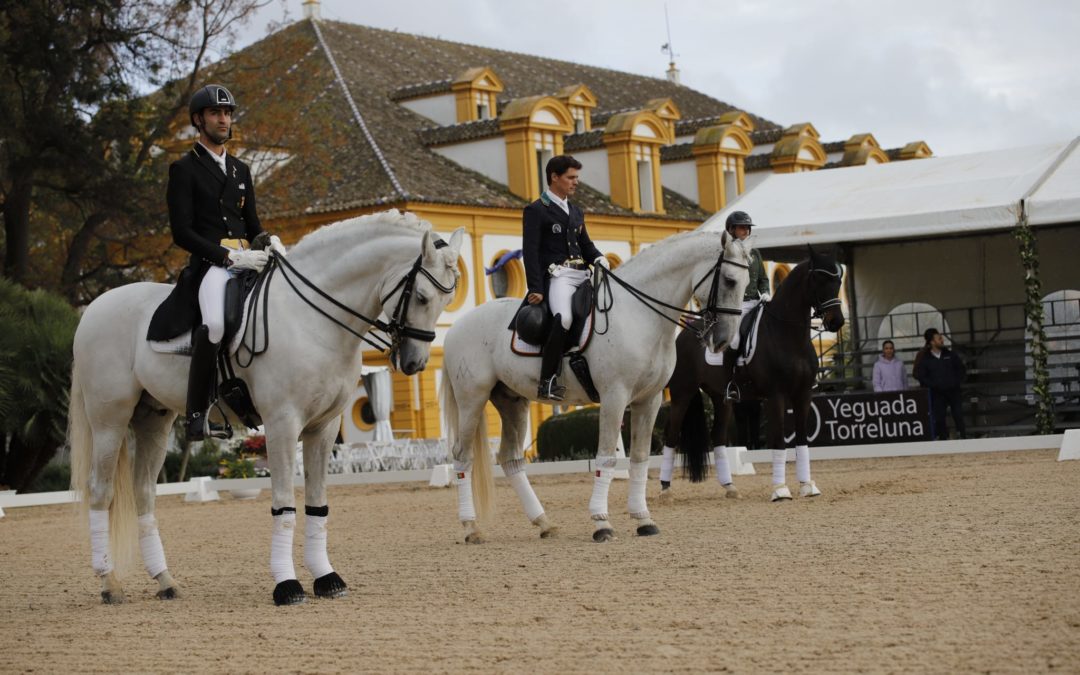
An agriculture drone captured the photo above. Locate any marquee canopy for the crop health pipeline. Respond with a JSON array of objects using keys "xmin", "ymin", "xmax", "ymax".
[{"xmin": 700, "ymin": 138, "xmax": 1080, "ymax": 247}]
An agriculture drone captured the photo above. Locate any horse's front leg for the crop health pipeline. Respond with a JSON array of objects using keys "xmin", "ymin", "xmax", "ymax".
[
  {"xmin": 266, "ymin": 416, "xmax": 306, "ymax": 606},
  {"xmin": 708, "ymin": 393, "xmax": 740, "ymax": 499},
  {"xmin": 765, "ymin": 393, "xmax": 793, "ymax": 502},
  {"xmin": 131, "ymin": 406, "xmax": 181, "ymax": 599},
  {"xmin": 590, "ymin": 392, "xmax": 630, "ymax": 542},
  {"xmin": 628, "ymin": 391, "xmax": 663, "ymax": 536},
  {"xmin": 790, "ymin": 386, "xmax": 820, "ymax": 498},
  {"xmin": 301, "ymin": 420, "xmax": 349, "ymax": 599}
]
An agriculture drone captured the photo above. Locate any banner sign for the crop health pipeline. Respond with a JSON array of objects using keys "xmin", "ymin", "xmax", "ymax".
[{"xmin": 784, "ymin": 389, "xmax": 931, "ymax": 446}]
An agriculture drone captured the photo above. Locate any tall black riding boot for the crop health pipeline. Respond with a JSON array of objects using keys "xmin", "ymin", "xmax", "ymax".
[
  {"xmin": 538, "ymin": 316, "xmax": 568, "ymax": 401},
  {"xmin": 185, "ymin": 325, "xmax": 224, "ymax": 442}
]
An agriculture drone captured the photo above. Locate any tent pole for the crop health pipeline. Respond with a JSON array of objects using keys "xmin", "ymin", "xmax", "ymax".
[{"xmin": 841, "ymin": 243, "xmax": 862, "ymax": 385}]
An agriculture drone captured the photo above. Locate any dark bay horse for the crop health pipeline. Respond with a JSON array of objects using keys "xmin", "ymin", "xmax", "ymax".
[{"xmin": 661, "ymin": 247, "xmax": 845, "ymax": 501}]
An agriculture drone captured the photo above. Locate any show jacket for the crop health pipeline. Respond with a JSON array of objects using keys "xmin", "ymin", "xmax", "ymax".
[
  {"xmin": 147, "ymin": 143, "xmax": 264, "ymax": 341},
  {"xmin": 913, "ymin": 347, "xmax": 966, "ymax": 391},
  {"xmin": 522, "ymin": 192, "xmax": 602, "ymax": 295}
]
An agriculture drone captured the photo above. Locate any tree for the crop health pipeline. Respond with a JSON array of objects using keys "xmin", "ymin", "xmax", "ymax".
[
  {"xmin": 0, "ymin": 277, "xmax": 80, "ymax": 491},
  {"xmin": 0, "ymin": 0, "xmax": 270, "ymax": 301}
]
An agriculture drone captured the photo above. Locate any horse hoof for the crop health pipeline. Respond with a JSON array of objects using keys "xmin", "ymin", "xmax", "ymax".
[
  {"xmin": 272, "ymin": 579, "xmax": 307, "ymax": 606},
  {"xmin": 799, "ymin": 481, "xmax": 821, "ymax": 498},
  {"xmin": 314, "ymin": 572, "xmax": 348, "ymax": 599},
  {"xmin": 156, "ymin": 587, "xmax": 180, "ymax": 600},
  {"xmin": 771, "ymin": 485, "xmax": 793, "ymax": 502},
  {"xmin": 722, "ymin": 484, "xmax": 742, "ymax": 499},
  {"xmin": 657, "ymin": 488, "xmax": 674, "ymax": 505},
  {"xmin": 592, "ymin": 528, "xmax": 615, "ymax": 543},
  {"xmin": 100, "ymin": 591, "xmax": 125, "ymax": 605},
  {"xmin": 539, "ymin": 526, "xmax": 559, "ymax": 539},
  {"xmin": 636, "ymin": 523, "xmax": 661, "ymax": 537},
  {"xmin": 464, "ymin": 532, "xmax": 486, "ymax": 544}
]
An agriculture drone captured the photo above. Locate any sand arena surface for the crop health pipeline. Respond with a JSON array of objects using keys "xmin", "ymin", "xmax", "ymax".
[{"xmin": 1, "ymin": 449, "xmax": 1078, "ymax": 674}]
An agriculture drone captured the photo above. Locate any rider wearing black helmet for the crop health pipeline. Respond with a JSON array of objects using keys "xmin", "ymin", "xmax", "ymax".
[
  {"xmin": 725, "ymin": 210, "xmax": 770, "ymax": 327},
  {"xmin": 147, "ymin": 84, "xmax": 285, "ymax": 441}
]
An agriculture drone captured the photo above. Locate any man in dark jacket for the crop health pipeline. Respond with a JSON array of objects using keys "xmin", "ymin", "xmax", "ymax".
[
  {"xmin": 913, "ymin": 327, "xmax": 967, "ymax": 439},
  {"xmin": 147, "ymin": 84, "xmax": 284, "ymax": 441},
  {"xmin": 522, "ymin": 154, "xmax": 608, "ymax": 400}
]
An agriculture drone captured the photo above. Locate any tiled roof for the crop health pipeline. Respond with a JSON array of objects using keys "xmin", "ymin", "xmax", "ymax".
[
  {"xmin": 822, "ymin": 140, "xmax": 846, "ymax": 153},
  {"xmin": 389, "ymin": 78, "xmax": 453, "ymax": 101},
  {"xmin": 186, "ymin": 19, "xmax": 782, "ymax": 221},
  {"xmin": 745, "ymin": 154, "xmax": 773, "ymax": 171},
  {"xmin": 660, "ymin": 143, "xmax": 694, "ymax": 162},
  {"xmin": 749, "ymin": 128, "xmax": 783, "ymax": 145},
  {"xmin": 419, "ymin": 119, "xmax": 501, "ymax": 146},
  {"xmin": 564, "ymin": 129, "xmax": 604, "ymax": 152}
]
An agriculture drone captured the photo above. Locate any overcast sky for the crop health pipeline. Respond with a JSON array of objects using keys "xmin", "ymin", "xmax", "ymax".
[{"xmin": 234, "ymin": 0, "xmax": 1079, "ymax": 157}]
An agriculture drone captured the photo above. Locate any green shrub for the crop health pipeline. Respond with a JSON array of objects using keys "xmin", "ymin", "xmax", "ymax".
[{"xmin": 22, "ymin": 462, "xmax": 72, "ymax": 493}]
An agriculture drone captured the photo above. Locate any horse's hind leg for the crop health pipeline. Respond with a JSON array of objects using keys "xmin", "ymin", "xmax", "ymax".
[
  {"xmin": 590, "ymin": 390, "xmax": 631, "ymax": 542},
  {"xmin": 658, "ymin": 386, "xmax": 691, "ymax": 502},
  {"xmin": 708, "ymin": 393, "xmax": 740, "ymax": 499},
  {"xmin": 491, "ymin": 384, "xmax": 556, "ymax": 538},
  {"xmin": 301, "ymin": 420, "xmax": 348, "ymax": 600},
  {"xmin": 764, "ymin": 394, "xmax": 793, "ymax": 502},
  {"xmin": 131, "ymin": 400, "xmax": 181, "ymax": 599},
  {"xmin": 790, "ymin": 387, "xmax": 820, "ymax": 498}
]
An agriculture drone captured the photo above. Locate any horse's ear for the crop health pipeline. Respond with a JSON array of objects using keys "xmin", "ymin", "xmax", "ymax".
[
  {"xmin": 806, "ymin": 243, "xmax": 815, "ymax": 270},
  {"xmin": 721, "ymin": 229, "xmax": 730, "ymax": 248},
  {"xmin": 444, "ymin": 227, "xmax": 465, "ymax": 262},
  {"xmin": 421, "ymin": 229, "xmax": 438, "ymax": 261}
]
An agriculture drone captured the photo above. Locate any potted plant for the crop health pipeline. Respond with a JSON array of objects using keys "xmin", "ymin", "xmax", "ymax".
[{"xmin": 219, "ymin": 451, "xmax": 268, "ymax": 499}]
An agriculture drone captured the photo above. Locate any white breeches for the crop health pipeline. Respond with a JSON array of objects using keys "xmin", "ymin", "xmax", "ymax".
[
  {"xmin": 548, "ymin": 267, "xmax": 590, "ymax": 330},
  {"xmin": 730, "ymin": 299, "xmax": 760, "ymax": 351},
  {"xmin": 198, "ymin": 264, "xmax": 238, "ymax": 344}
]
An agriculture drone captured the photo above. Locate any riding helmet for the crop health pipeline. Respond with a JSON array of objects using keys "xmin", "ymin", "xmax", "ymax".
[
  {"xmin": 188, "ymin": 84, "xmax": 237, "ymax": 127},
  {"xmin": 725, "ymin": 210, "xmax": 754, "ymax": 234},
  {"xmin": 515, "ymin": 302, "xmax": 551, "ymax": 345}
]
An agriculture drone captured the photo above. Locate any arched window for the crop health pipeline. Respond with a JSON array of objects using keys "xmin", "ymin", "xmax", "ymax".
[
  {"xmin": 488, "ymin": 250, "xmax": 525, "ymax": 299},
  {"xmin": 1029, "ymin": 290, "xmax": 1080, "ymax": 398},
  {"xmin": 877, "ymin": 302, "xmax": 952, "ymax": 356},
  {"xmin": 444, "ymin": 257, "xmax": 469, "ymax": 313}
]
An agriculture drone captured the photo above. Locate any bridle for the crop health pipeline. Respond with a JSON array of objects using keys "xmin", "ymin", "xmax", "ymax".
[
  {"xmin": 595, "ymin": 245, "xmax": 750, "ymax": 340},
  {"xmin": 237, "ymin": 240, "xmax": 457, "ymax": 368},
  {"xmin": 809, "ymin": 263, "xmax": 843, "ymax": 320}
]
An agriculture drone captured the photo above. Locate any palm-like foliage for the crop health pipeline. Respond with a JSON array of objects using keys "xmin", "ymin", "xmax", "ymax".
[{"xmin": 0, "ymin": 278, "xmax": 79, "ymax": 490}]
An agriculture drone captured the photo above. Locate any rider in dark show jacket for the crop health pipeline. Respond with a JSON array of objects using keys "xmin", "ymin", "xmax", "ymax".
[
  {"xmin": 522, "ymin": 154, "xmax": 607, "ymax": 401},
  {"xmin": 147, "ymin": 84, "xmax": 279, "ymax": 441}
]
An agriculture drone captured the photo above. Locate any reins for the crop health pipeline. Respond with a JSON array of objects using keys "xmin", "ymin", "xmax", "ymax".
[{"xmin": 235, "ymin": 242, "xmax": 456, "ymax": 368}]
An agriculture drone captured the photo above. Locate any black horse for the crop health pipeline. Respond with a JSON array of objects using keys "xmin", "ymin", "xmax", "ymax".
[{"xmin": 661, "ymin": 247, "xmax": 845, "ymax": 501}]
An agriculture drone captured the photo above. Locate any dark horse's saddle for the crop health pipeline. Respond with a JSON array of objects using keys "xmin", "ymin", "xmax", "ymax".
[{"xmin": 736, "ymin": 300, "xmax": 766, "ymax": 359}]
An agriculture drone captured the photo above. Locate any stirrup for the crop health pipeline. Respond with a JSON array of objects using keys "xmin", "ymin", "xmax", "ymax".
[
  {"xmin": 537, "ymin": 376, "xmax": 566, "ymax": 401},
  {"xmin": 186, "ymin": 412, "xmax": 231, "ymax": 442},
  {"xmin": 725, "ymin": 379, "xmax": 741, "ymax": 403}
]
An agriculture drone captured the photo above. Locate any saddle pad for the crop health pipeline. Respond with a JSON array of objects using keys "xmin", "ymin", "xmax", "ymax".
[
  {"xmin": 703, "ymin": 302, "xmax": 765, "ymax": 367},
  {"xmin": 148, "ymin": 295, "xmax": 252, "ymax": 356},
  {"xmin": 704, "ymin": 347, "xmax": 725, "ymax": 366},
  {"xmin": 511, "ymin": 311, "xmax": 593, "ymax": 357}
]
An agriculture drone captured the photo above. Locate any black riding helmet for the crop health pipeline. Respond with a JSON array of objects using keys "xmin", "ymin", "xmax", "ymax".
[
  {"xmin": 188, "ymin": 84, "xmax": 236, "ymax": 130},
  {"xmin": 725, "ymin": 210, "xmax": 753, "ymax": 234},
  {"xmin": 515, "ymin": 302, "xmax": 551, "ymax": 345}
]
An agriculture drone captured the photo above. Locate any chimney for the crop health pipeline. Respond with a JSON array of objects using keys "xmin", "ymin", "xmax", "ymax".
[
  {"xmin": 302, "ymin": 0, "xmax": 320, "ymax": 20},
  {"xmin": 666, "ymin": 62, "xmax": 681, "ymax": 85}
]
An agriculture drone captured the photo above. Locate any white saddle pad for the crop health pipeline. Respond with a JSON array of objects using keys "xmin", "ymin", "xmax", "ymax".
[
  {"xmin": 511, "ymin": 312, "xmax": 593, "ymax": 357},
  {"xmin": 704, "ymin": 303, "xmax": 765, "ymax": 367}
]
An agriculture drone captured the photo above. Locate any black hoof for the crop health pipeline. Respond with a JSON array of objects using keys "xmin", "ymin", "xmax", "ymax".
[
  {"xmin": 592, "ymin": 528, "xmax": 615, "ymax": 543},
  {"xmin": 100, "ymin": 591, "xmax": 123, "ymax": 605},
  {"xmin": 313, "ymin": 572, "xmax": 348, "ymax": 599},
  {"xmin": 156, "ymin": 587, "xmax": 178, "ymax": 600},
  {"xmin": 273, "ymin": 579, "xmax": 307, "ymax": 606},
  {"xmin": 636, "ymin": 523, "xmax": 661, "ymax": 537}
]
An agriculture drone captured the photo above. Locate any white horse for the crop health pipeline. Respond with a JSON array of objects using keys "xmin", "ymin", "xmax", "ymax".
[
  {"xmin": 69, "ymin": 210, "xmax": 463, "ymax": 605},
  {"xmin": 440, "ymin": 230, "xmax": 752, "ymax": 543}
]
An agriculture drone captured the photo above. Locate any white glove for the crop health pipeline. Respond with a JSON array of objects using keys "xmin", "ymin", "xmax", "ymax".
[
  {"xmin": 760, "ymin": 292, "xmax": 771, "ymax": 302},
  {"xmin": 269, "ymin": 235, "xmax": 287, "ymax": 257},
  {"xmin": 228, "ymin": 249, "xmax": 269, "ymax": 272},
  {"xmin": 593, "ymin": 255, "xmax": 610, "ymax": 270}
]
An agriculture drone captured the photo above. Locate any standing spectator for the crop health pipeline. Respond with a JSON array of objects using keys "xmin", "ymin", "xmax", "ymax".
[
  {"xmin": 913, "ymin": 328, "xmax": 967, "ymax": 439},
  {"xmin": 873, "ymin": 340, "xmax": 907, "ymax": 392}
]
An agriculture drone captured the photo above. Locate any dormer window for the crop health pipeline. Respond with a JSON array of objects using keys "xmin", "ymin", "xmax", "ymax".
[
  {"xmin": 571, "ymin": 107, "xmax": 586, "ymax": 134},
  {"xmin": 554, "ymin": 84, "xmax": 598, "ymax": 134},
  {"xmin": 535, "ymin": 131, "xmax": 556, "ymax": 196},
  {"xmin": 499, "ymin": 96, "xmax": 574, "ymax": 201},
  {"xmin": 451, "ymin": 67, "xmax": 505, "ymax": 123},
  {"xmin": 476, "ymin": 91, "xmax": 492, "ymax": 120}
]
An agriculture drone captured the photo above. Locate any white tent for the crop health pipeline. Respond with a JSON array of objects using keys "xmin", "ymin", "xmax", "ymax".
[{"xmin": 701, "ymin": 137, "xmax": 1080, "ymax": 246}]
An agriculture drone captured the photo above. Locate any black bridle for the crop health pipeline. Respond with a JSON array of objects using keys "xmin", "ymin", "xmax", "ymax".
[
  {"xmin": 809, "ymin": 264, "xmax": 844, "ymax": 320},
  {"xmin": 237, "ymin": 244, "xmax": 456, "ymax": 368},
  {"xmin": 595, "ymin": 250, "xmax": 749, "ymax": 339}
]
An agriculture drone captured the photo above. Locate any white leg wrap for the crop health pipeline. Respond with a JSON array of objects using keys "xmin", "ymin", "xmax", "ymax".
[
  {"xmin": 89, "ymin": 509, "xmax": 112, "ymax": 576},
  {"xmin": 504, "ymin": 461, "xmax": 544, "ymax": 522},
  {"xmin": 270, "ymin": 512, "xmax": 297, "ymax": 584},
  {"xmin": 772, "ymin": 449, "xmax": 787, "ymax": 485},
  {"xmin": 455, "ymin": 467, "xmax": 476, "ymax": 522},
  {"xmin": 713, "ymin": 445, "xmax": 733, "ymax": 485},
  {"xmin": 795, "ymin": 445, "xmax": 811, "ymax": 483},
  {"xmin": 659, "ymin": 446, "xmax": 675, "ymax": 482},
  {"xmin": 589, "ymin": 468, "xmax": 614, "ymax": 519},
  {"xmin": 138, "ymin": 513, "xmax": 168, "ymax": 579},
  {"xmin": 627, "ymin": 461, "xmax": 650, "ymax": 518},
  {"xmin": 304, "ymin": 514, "xmax": 334, "ymax": 579}
]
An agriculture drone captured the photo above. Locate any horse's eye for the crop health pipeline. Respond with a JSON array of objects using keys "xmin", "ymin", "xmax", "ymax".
[
  {"xmin": 417, "ymin": 294, "xmax": 429, "ymax": 306},
  {"xmin": 725, "ymin": 277, "xmax": 736, "ymax": 288}
]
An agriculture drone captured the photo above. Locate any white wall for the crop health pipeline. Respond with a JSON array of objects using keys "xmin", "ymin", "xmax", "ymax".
[
  {"xmin": 400, "ymin": 95, "xmax": 457, "ymax": 126},
  {"xmin": 744, "ymin": 171, "xmax": 770, "ymax": 193},
  {"xmin": 661, "ymin": 159, "xmax": 698, "ymax": 203},
  {"xmin": 573, "ymin": 148, "xmax": 610, "ymax": 197},
  {"xmin": 432, "ymin": 136, "xmax": 508, "ymax": 186}
]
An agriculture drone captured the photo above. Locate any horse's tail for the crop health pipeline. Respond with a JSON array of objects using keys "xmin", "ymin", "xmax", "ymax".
[
  {"xmin": 68, "ymin": 366, "xmax": 139, "ymax": 575},
  {"xmin": 678, "ymin": 390, "xmax": 711, "ymax": 483},
  {"xmin": 438, "ymin": 369, "xmax": 494, "ymax": 521}
]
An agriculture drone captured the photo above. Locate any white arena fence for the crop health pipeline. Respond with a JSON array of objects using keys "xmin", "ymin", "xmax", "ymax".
[{"xmin": 1, "ymin": 432, "xmax": 1075, "ymax": 517}]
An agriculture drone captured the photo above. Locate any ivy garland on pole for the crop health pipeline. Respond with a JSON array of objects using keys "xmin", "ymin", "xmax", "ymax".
[{"xmin": 1012, "ymin": 213, "xmax": 1055, "ymax": 434}]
